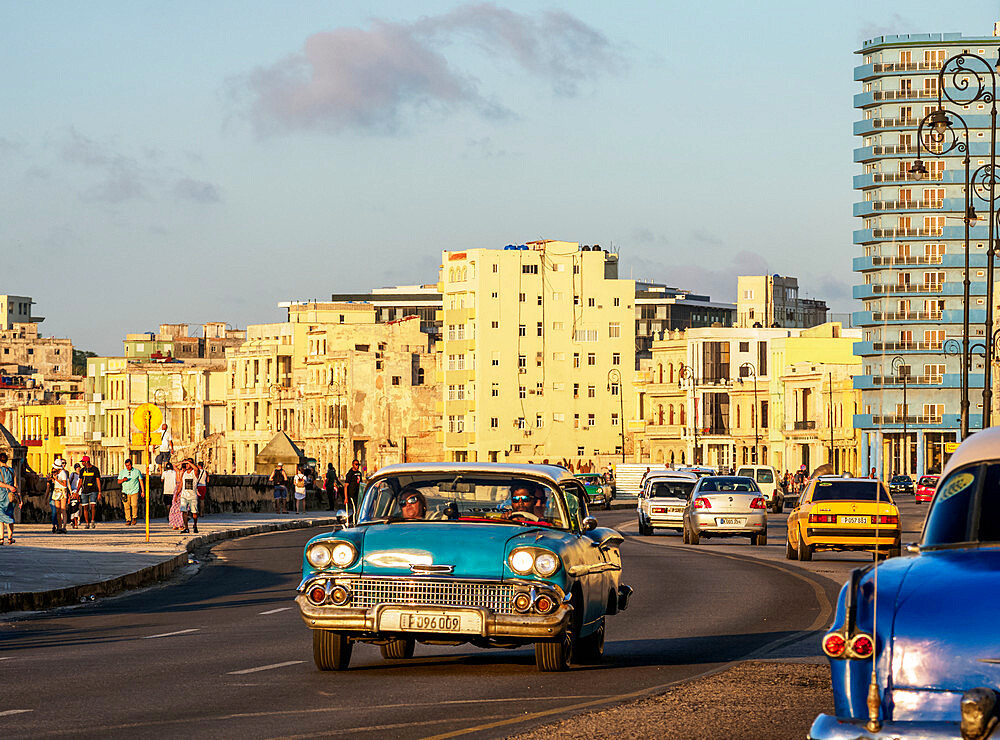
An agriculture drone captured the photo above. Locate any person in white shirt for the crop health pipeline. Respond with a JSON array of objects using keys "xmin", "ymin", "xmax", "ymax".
[
  {"xmin": 156, "ymin": 424, "xmax": 173, "ymax": 471},
  {"xmin": 50, "ymin": 459, "xmax": 70, "ymax": 533},
  {"xmin": 178, "ymin": 459, "xmax": 200, "ymax": 534},
  {"xmin": 293, "ymin": 466, "xmax": 308, "ymax": 513}
]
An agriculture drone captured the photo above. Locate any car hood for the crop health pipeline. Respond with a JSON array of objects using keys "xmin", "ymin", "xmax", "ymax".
[
  {"xmin": 889, "ymin": 548, "xmax": 1000, "ymax": 693},
  {"xmin": 357, "ymin": 522, "xmax": 546, "ymax": 579}
]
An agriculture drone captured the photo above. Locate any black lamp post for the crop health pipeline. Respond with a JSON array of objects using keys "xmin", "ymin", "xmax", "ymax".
[
  {"xmin": 738, "ymin": 362, "xmax": 759, "ymax": 465},
  {"xmin": 678, "ymin": 363, "xmax": 699, "ymax": 465},
  {"xmin": 912, "ymin": 51, "xmax": 1000, "ymax": 435},
  {"xmin": 606, "ymin": 369, "xmax": 625, "ymax": 463},
  {"xmin": 890, "ymin": 355, "xmax": 909, "ymax": 474}
]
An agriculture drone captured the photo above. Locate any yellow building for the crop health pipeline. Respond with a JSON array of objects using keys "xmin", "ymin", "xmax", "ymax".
[
  {"xmin": 15, "ymin": 403, "xmax": 66, "ymax": 472},
  {"xmin": 439, "ymin": 241, "xmax": 636, "ymax": 464}
]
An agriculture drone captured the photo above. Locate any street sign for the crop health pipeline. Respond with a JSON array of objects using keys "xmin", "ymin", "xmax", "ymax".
[
  {"xmin": 132, "ymin": 403, "xmax": 163, "ymax": 435},
  {"xmin": 944, "ymin": 442, "xmax": 960, "ymax": 453}
]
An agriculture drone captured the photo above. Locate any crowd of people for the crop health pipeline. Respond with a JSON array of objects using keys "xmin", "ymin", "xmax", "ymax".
[{"xmin": 268, "ymin": 458, "xmax": 364, "ymax": 516}]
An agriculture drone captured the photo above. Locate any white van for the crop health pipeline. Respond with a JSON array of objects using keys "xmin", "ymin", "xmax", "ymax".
[{"xmin": 734, "ymin": 464, "xmax": 782, "ymax": 512}]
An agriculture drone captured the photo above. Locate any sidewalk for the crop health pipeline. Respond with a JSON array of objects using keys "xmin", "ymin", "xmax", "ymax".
[{"xmin": 0, "ymin": 512, "xmax": 339, "ymax": 614}]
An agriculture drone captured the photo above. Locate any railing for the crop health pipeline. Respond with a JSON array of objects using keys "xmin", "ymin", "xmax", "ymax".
[
  {"xmin": 870, "ymin": 311, "xmax": 943, "ymax": 321},
  {"xmin": 868, "ymin": 200, "xmax": 945, "ymax": 211},
  {"xmin": 872, "ymin": 341, "xmax": 944, "ymax": 351},
  {"xmin": 871, "ymin": 256, "xmax": 943, "ymax": 266},
  {"xmin": 872, "ymin": 227, "xmax": 944, "ymax": 238},
  {"xmin": 870, "ymin": 172, "xmax": 943, "ymax": 183},
  {"xmin": 872, "ymin": 374, "xmax": 944, "ymax": 386},
  {"xmin": 871, "ymin": 144, "xmax": 919, "ymax": 156},
  {"xmin": 873, "ymin": 62, "xmax": 941, "ymax": 73},
  {"xmin": 792, "ymin": 420, "xmax": 816, "ymax": 430},
  {"xmin": 870, "ymin": 283, "xmax": 943, "ymax": 294},
  {"xmin": 871, "ymin": 117, "xmax": 919, "ymax": 128},
  {"xmin": 871, "ymin": 88, "xmax": 938, "ymax": 101},
  {"xmin": 872, "ymin": 414, "xmax": 943, "ymax": 425}
]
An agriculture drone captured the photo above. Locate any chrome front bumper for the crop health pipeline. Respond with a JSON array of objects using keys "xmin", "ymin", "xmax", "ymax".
[{"xmin": 809, "ymin": 713, "xmax": 960, "ymax": 739}]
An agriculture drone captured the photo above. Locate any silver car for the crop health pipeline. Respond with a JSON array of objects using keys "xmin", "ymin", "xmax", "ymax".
[
  {"xmin": 637, "ymin": 473, "xmax": 698, "ymax": 535},
  {"xmin": 682, "ymin": 476, "xmax": 768, "ymax": 546}
]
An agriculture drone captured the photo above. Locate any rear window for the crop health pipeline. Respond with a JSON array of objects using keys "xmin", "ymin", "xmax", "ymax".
[
  {"xmin": 650, "ymin": 481, "xmax": 695, "ymax": 500},
  {"xmin": 756, "ymin": 469, "xmax": 774, "ymax": 483},
  {"xmin": 890, "ymin": 475, "xmax": 911, "ymax": 483},
  {"xmin": 698, "ymin": 477, "xmax": 758, "ymax": 493},
  {"xmin": 811, "ymin": 480, "xmax": 891, "ymax": 502},
  {"xmin": 923, "ymin": 463, "xmax": 1000, "ymax": 546},
  {"xmin": 917, "ymin": 476, "xmax": 938, "ymax": 487}
]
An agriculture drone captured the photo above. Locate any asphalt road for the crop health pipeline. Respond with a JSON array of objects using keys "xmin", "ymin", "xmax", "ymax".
[{"xmin": 0, "ymin": 501, "xmax": 924, "ymax": 739}]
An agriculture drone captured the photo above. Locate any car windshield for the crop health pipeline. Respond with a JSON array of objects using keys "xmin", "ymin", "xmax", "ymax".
[
  {"xmin": 649, "ymin": 480, "xmax": 695, "ymax": 499},
  {"xmin": 358, "ymin": 473, "xmax": 574, "ymax": 529},
  {"xmin": 697, "ymin": 477, "xmax": 758, "ymax": 493},
  {"xmin": 923, "ymin": 462, "xmax": 1000, "ymax": 546},
  {"xmin": 577, "ymin": 475, "xmax": 602, "ymax": 485},
  {"xmin": 811, "ymin": 480, "xmax": 891, "ymax": 502},
  {"xmin": 890, "ymin": 475, "xmax": 911, "ymax": 483},
  {"xmin": 917, "ymin": 476, "xmax": 938, "ymax": 487}
]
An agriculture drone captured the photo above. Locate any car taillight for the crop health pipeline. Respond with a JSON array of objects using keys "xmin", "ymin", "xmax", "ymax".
[
  {"xmin": 809, "ymin": 513, "xmax": 837, "ymax": 523},
  {"xmin": 694, "ymin": 497, "xmax": 712, "ymax": 509},
  {"xmin": 651, "ymin": 506, "xmax": 666, "ymax": 513},
  {"xmin": 850, "ymin": 634, "xmax": 875, "ymax": 658},
  {"xmin": 822, "ymin": 632, "xmax": 847, "ymax": 658},
  {"xmin": 750, "ymin": 497, "xmax": 766, "ymax": 510},
  {"xmin": 876, "ymin": 515, "xmax": 899, "ymax": 525}
]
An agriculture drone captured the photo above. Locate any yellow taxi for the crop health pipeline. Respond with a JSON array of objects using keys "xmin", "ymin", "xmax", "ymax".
[{"xmin": 785, "ymin": 476, "xmax": 901, "ymax": 561}]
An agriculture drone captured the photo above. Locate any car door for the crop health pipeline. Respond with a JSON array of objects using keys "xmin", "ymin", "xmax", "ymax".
[
  {"xmin": 788, "ymin": 481, "xmax": 814, "ymax": 546},
  {"xmin": 562, "ymin": 481, "xmax": 607, "ymax": 626}
]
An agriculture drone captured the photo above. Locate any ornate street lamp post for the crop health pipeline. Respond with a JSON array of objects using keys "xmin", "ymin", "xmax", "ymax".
[
  {"xmin": 738, "ymin": 362, "xmax": 759, "ymax": 465},
  {"xmin": 890, "ymin": 355, "xmax": 909, "ymax": 474},
  {"xmin": 606, "ymin": 369, "xmax": 626, "ymax": 463},
  {"xmin": 912, "ymin": 51, "xmax": 1000, "ymax": 435},
  {"xmin": 678, "ymin": 364, "xmax": 699, "ymax": 465}
]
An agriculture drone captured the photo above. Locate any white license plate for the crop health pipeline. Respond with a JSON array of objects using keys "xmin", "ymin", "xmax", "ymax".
[
  {"xmin": 716, "ymin": 517, "xmax": 746, "ymax": 526},
  {"xmin": 841, "ymin": 516, "xmax": 869, "ymax": 525},
  {"xmin": 379, "ymin": 609, "xmax": 482, "ymax": 634}
]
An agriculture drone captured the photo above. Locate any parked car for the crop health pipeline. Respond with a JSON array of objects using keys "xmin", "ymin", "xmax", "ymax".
[
  {"xmin": 888, "ymin": 474, "xmax": 915, "ymax": 496},
  {"xmin": 785, "ymin": 476, "xmax": 900, "ymax": 562},
  {"xmin": 914, "ymin": 474, "xmax": 939, "ymax": 504},
  {"xmin": 575, "ymin": 473, "xmax": 612, "ymax": 510},
  {"xmin": 735, "ymin": 465, "xmax": 783, "ymax": 512},
  {"xmin": 637, "ymin": 472, "xmax": 698, "ymax": 535},
  {"xmin": 681, "ymin": 475, "xmax": 768, "ymax": 546},
  {"xmin": 677, "ymin": 465, "xmax": 717, "ymax": 479},
  {"xmin": 809, "ymin": 427, "xmax": 1000, "ymax": 740},
  {"xmin": 296, "ymin": 463, "xmax": 632, "ymax": 672}
]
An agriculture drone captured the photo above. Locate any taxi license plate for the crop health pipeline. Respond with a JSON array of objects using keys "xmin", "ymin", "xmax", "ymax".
[
  {"xmin": 841, "ymin": 516, "xmax": 868, "ymax": 525},
  {"xmin": 667, "ymin": 507, "xmax": 683, "ymax": 513},
  {"xmin": 716, "ymin": 517, "xmax": 745, "ymax": 526},
  {"xmin": 379, "ymin": 609, "xmax": 482, "ymax": 634}
]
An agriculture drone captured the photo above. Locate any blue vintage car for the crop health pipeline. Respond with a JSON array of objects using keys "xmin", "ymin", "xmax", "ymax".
[
  {"xmin": 810, "ymin": 428, "xmax": 1000, "ymax": 739},
  {"xmin": 296, "ymin": 462, "xmax": 632, "ymax": 672}
]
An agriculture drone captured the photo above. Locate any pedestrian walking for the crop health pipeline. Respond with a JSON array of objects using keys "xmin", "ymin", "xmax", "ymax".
[
  {"xmin": 161, "ymin": 462, "xmax": 183, "ymax": 530},
  {"xmin": 78, "ymin": 455, "xmax": 101, "ymax": 529},
  {"xmin": 50, "ymin": 459, "xmax": 70, "ymax": 533},
  {"xmin": 155, "ymin": 423, "xmax": 173, "ymax": 471},
  {"xmin": 0, "ymin": 451, "xmax": 18, "ymax": 545},
  {"xmin": 269, "ymin": 463, "xmax": 288, "ymax": 514},
  {"xmin": 324, "ymin": 463, "xmax": 341, "ymax": 511},
  {"xmin": 68, "ymin": 463, "xmax": 82, "ymax": 529},
  {"xmin": 117, "ymin": 458, "xmax": 144, "ymax": 526},
  {"xmin": 345, "ymin": 459, "xmax": 363, "ymax": 518},
  {"xmin": 178, "ymin": 459, "xmax": 199, "ymax": 533},
  {"xmin": 195, "ymin": 462, "xmax": 209, "ymax": 517},
  {"xmin": 293, "ymin": 466, "xmax": 308, "ymax": 514}
]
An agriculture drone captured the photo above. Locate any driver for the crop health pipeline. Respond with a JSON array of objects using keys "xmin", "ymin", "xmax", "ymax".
[
  {"xmin": 507, "ymin": 483, "xmax": 546, "ymax": 520},
  {"xmin": 398, "ymin": 487, "xmax": 428, "ymax": 520}
]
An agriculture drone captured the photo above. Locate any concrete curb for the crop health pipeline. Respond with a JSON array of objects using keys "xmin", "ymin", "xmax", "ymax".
[{"xmin": 0, "ymin": 517, "xmax": 339, "ymax": 614}]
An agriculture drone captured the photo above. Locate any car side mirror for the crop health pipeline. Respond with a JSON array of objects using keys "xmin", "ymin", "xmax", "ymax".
[
  {"xmin": 582, "ymin": 516, "xmax": 598, "ymax": 532},
  {"xmin": 335, "ymin": 509, "xmax": 349, "ymax": 525},
  {"xmin": 905, "ymin": 542, "xmax": 920, "ymax": 554}
]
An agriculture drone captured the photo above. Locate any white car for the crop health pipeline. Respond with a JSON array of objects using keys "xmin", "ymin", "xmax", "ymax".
[
  {"xmin": 682, "ymin": 475, "xmax": 768, "ymax": 546},
  {"xmin": 637, "ymin": 472, "xmax": 698, "ymax": 536},
  {"xmin": 734, "ymin": 465, "xmax": 782, "ymax": 512}
]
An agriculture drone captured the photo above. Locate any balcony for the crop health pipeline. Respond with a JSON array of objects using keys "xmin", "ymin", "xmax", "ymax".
[
  {"xmin": 873, "ymin": 61, "xmax": 940, "ymax": 73},
  {"xmin": 792, "ymin": 420, "xmax": 816, "ymax": 430},
  {"xmin": 872, "ymin": 227, "xmax": 943, "ymax": 239},
  {"xmin": 870, "ymin": 311, "xmax": 942, "ymax": 322},
  {"xmin": 872, "ymin": 341, "xmax": 943, "ymax": 351},
  {"xmin": 871, "ymin": 88, "xmax": 938, "ymax": 101},
  {"xmin": 871, "ymin": 117, "xmax": 918, "ymax": 128},
  {"xmin": 869, "ymin": 283, "xmax": 943, "ymax": 295},
  {"xmin": 871, "ymin": 255, "xmax": 943, "ymax": 266},
  {"xmin": 871, "ymin": 374, "xmax": 943, "ymax": 386},
  {"xmin": 872, "ymin": 414, "xmax": 943, "ymax": 425}
]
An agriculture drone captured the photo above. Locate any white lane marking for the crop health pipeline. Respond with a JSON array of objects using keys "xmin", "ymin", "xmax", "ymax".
[
  {"xmin": 227, "ymin": 660, "xmax": 304, "ymax": 675},
  {"xmin": 258, "ymin": 607, "xmax": 292, "ymax": 615},
  {"xmin": 0, "ymin": 710, "xmax": 33, "ymax": 717},
  {"xmin": 143, "ymin": 628, "xmax": 200, "ymax": 639},
  {"xmin": 0, "ymin": 656, "xmax": 15, "ymax": 661}
]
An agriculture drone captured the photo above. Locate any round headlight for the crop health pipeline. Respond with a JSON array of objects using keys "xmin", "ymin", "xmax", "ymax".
[
  {"xmin": 510, "ymin": 549, "xmax": 534, "ymax": 574},
  {"xmin": 306, "ymin": 543, "xmax": 332, "ymax": 568},
  {"xmin": 330, "ymin": 542, "xmax": 357, "ymax": 568},
  {"xmin": 597, "ymin": 486, "xmax": 605, "ymax": 495},
  {"xmin": 534, "ymin": 551, "xmax": 560, "ymax": 577}
]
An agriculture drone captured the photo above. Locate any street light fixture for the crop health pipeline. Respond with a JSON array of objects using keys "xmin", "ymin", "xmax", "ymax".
[
  {"xmin": 913, "ymin": 51, "xmax": 999, "ymax": 436},
  {"xmin": 738, "ymin": 362, "xmax": 759, "ymax": 465},
  {"xmin": 677, "ymin": 364, "xmax": 699, "ymax": 465},
  {"xmin": 606, "ymin": 369, "xmax": 625, "ymax": 463}
]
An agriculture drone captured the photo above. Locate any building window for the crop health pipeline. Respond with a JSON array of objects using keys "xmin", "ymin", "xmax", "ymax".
[
  {"xmin": 588, "ymin": 385, "xmax": 596, "ymax": 398},
  {"xmin": 573, "ymin": 384, "xmax": 579, "ymax": 398},
  {"xmin": 519, "ymin": 387, "xmax": 527, "ymax": 399},
  {"xmin": 536, "ymin": 322, "xmax": 543, "ymax": 337},
  {"xmin": 587, "ymin": 353, "xmax": 596, "ymax": 366},
  {"xmin": 492, "ymin": 264, "xmax": 498, "ymax": 273},
  {"xmin": 587, "ymin": 413, "xmax": 596, "ymax": 427},
  {"xmin": 492, "ymin": 351, "xmax": 500, "ymax": 366},
  {"xmin": 519, "ymin": 325, "xmax": 526, "ymax": 337},
  {"xmin": 611, "ymin": 413, "xmax": 619, "ymax": 426},
  {"xmin": 518, "ymin": 355, "xmax": 526, "ymax": 369},
  {"xmin": 536, "ymin": 414, "xmax": 543, "ymax": 428},
  {"xmin": 613, "ymin": 297, "xmax": 620, "ymax": 307},
  {"xmin": 553, "ymin": 412, "xmax": 565, "ymax": 422},
  {"xmin": 519, "ymin": 293, "xmax": 526, "ymax": 302},
  {"xmin": 612, "ymin": 352, "xmax": 621, "ymax": 365},
  {"xmin": 522, "ymin": 264, "xmax": 538, "ymax": 274},
  {"xmin": 608, "ymin": 322, "xmax": 620, "ymax": 338},
  {"xmin": 491, "ymin": 417, "xmax": 499, "ymax": 429},
  {"xmin": 573, "ymin": 353, "xmax": 580, "ymax": 368},
  {"xmin": 610, "ymin": 382, "xmax": 620, "ymax": 396},
  {"xmin": 588, "ymin": 298, "xmax": 596, "ymax": 307},
  {"xmin": 492, "ymin": 382, "xmax": 499, "ymax": 397},
  {"xmin": 517, "ymin": 417, "xmax": 526, "ymax": 429},
  {"xmin": 491, "ymin": 321, "xmax": 499, "ymax": 328}
]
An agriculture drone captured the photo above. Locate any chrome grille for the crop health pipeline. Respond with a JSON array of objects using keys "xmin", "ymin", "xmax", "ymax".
[{"xmin": 348, "ymin": 578, "xmax": 517, "ymax": 615}]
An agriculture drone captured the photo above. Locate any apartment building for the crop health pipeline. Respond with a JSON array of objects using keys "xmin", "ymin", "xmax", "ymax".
[
  {"xmin": 439, "ymin": 241, "xmax": 635, "ymax": 464},
  {"xmin": 226, "ymin": 302, "xmax": 440, "ymax": 474},
  {"xmin": 854, "ymin": 31, "xmax": 998, "ymax": 475},
  {"xmin": 124, "ymin": 322, "xmax": 246, "ymax": 362},
  {"xmin": 736, "ymin": 276, "xmax": 829, "ymax": 329}
]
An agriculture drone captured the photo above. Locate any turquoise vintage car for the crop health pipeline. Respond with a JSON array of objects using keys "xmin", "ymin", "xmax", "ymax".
[
  {"xmin": 296, "ymin": 463, "xmax": 632, "ymax": 672},
  {"xmin": 575, "ymin": 472, "xmax": 612, "ymax": 509}
]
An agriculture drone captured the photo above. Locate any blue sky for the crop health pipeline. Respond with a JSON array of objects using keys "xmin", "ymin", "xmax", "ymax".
[{"xmin": 2, "ymin": 1, "xmax": 1000, "ymax": 354}]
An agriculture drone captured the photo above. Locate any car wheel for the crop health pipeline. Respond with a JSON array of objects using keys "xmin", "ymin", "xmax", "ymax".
[
  {"xmin": 785, "ymin": 537, "xmax": 797, "ymax": 560},
  {"xmin": 796, "ymin": 529, "xmax": 813, "ymax": 562},
  {"xmin": 313, "ymin": 630, "xmax": 353, "ymax": 670},
  {"xmin": 752, "ymin": 531, "xmax": 767, "ymax": 546},
  {"xmin": 535, "ymin": 624, "xmax": 573, "ymax": 671},
  {"xmin": 688, "ymin": 525, "xmax": 700, "ymax": 545},
  {"xmin": 681, "ymin": 523, "xmax": 690, "ymax": 544},
  {"xmin": 379, "ymin": 638, "xmax": 415, "ymax": 660},
  {"xmin": 576, "ymin": 617, "xmax": 605, "ymax": 663}
]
